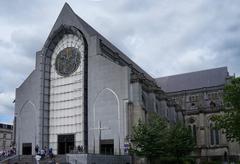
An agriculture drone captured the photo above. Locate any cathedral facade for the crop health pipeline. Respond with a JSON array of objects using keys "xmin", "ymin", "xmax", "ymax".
[
  {"xmin": 14, "ymin": 3, "xmax": 182, "ymax": 156},
  {"xmin": 14, "ymin": 3, "xmax": 239, "ymax": 162}
]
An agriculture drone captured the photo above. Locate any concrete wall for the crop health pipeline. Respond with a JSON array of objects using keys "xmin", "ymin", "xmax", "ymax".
[
  {"xmin": 15, "ymin": 64, "xmax": 41, "ymax": 154},
  {"xmin": 129, "ymin": 82, "xmax": 146, "ymax": 126},
  {"xmin": 88, "ymin": 40, "xmax": 130, "ymax": 154}
]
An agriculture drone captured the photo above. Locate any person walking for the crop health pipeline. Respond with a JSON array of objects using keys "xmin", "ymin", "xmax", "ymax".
[{"xmin": 35, "ymin": 145, "xmax": 39, "ymax": 154}]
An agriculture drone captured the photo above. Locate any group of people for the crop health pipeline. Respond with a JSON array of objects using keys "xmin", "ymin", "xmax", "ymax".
[
  {"xmin": 70, "ymin": 145, "xmax": 84, "ymax": 154},
  {"xmin": 35, "ymin": 145, "xmax": 53, "ymax": 160},
  {"xmin": 0, "ymin": 147, "xmax": 16, "ymax": 161}
]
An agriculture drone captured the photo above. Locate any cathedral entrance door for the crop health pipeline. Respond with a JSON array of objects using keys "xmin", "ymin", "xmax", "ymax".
[
  {"xmin": 57, "ymin": 134, "xmax": 75, "ymax": 154},
  {"xmin": 22, "ymin": 143, "xmax": 32, "ymax": 155},
  {"xmin": 100, "ymin": 139, "xmax": 114, "ymax": 155}
]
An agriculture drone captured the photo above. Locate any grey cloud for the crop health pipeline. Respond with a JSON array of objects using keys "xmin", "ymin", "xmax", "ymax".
[
  {"xmin": 10, "ymin": 29, "xmax": 44, "ymax": 58},
  {"xmin": 1, "ymin": 0, "xmax": 240, "ymax": 123},
  {"xmin": 118, "ymin": 0, "xmax": 158, "ymax": 12},
  {"xmin": 0, "ymin": 40, "xmax": 11, "ymax": 48},
  {"xmin": 0, "ymin": 92, "xmax": 14, "ymax": 115}
]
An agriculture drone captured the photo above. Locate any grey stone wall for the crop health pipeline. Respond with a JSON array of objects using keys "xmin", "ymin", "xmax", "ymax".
[
  {"xmin": 88, "ymin": 42, "xmax": 130, "ymax": 154},
  {"xmin": 15, "ymin": 53, "xmax": 42, "ymax": 154},
  {"xmin": 168, "ymin": 87, "xmax": 240, "ymax": 158},
  {"xmin": 0, "ymin": 125, "xmax": 13, "ymax": 151}
]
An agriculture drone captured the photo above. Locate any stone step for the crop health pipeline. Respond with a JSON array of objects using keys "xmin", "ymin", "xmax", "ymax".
[
  {"xmin": 3, "ymin": 155, "xmax": 69, "ymax": 164},
  {"xmin": 39, "ymin": 155, "xmax": 68, "ymax": 164}
]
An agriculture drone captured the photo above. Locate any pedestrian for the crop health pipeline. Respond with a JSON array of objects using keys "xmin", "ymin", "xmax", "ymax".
[
  {"xmin": 49, "ymin": 147, "xmax": 53, "ymax": 159},
  {"xmin": 35, "ymin": 145, "xmax": 39, "ymax": 154},
  {"xmin": 40, "ymin": 148, "xmax": 45, "ymax": 158},
  {"xmin": 35, "ymin": 154, "xmax": 41, "ymax": 164}
]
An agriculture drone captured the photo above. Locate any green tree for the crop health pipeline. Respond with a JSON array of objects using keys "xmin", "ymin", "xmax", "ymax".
[
  {"xmin": 167, "ymin": 122, "xmax": 195, "ymax": 163},
  {"xmin": 212, "ymin": 77, "xmax": 240, "ymax": 142},
  {"xmin": 130, "ymin": 114, "xmax": 194, "ymax": 163},
  {"xmin": 130, "ymin": 113, "xmax": 168, "ymax": 163}
]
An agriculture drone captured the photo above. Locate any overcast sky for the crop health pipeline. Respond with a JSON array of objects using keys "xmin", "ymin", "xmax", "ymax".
[{"xmin": 0, "ymin": 0, "xmax": 240, "ymax": 124}]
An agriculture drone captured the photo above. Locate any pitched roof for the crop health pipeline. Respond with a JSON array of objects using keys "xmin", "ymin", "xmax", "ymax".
[
  {"xmin": 44, "ymin": 3, "xmax": 155, "ymax": 82},
  {"xmin": 156, "ymin": 67, "xmax": 229, "ymax": 93}
]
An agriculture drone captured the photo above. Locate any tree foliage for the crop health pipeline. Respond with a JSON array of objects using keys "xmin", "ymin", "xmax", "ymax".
[
  {"xmin": 212, "ymin": 77, "xmax": 240, "ymax": 142},
  {"xmin": 130, "ymin": 113, "xmax": 194, "ymax": 162},
  {"xmin": 130, "ymin": 113, "xmax": 168, "ymax": 159},
  {"xmin": 167, "ymin": 123, "xmax": 194, "ymax": 159}
]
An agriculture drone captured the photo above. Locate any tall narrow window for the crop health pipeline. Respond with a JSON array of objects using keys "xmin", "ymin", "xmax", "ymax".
[
  {"xmin": 193, "ymin": 125, "xmax": 197, "ymax": 144},
  {"xmin": 210, "ymin": 123, "xmax": 214, "ymax": 145},
  {"xmin": 215, "ymin": 130, "xmax": 219, "ymax": 145},
  {"xmin": 142, "ymin": 93, "xmax": 146, "ymax": 108},
  {"xmin": 210, "ymin": 122, "xmax": 220, "ymax": 145},
  {"xmin": 188, "ymin": 125, "xmax": 192, "ymax": 132},
  {"xmin": 155, "ymin": 103, "xmax": 159, "ymax": 113},
  {"xmin": 144, "ymin": 110, "xmax": 147, "ymax": 122}
]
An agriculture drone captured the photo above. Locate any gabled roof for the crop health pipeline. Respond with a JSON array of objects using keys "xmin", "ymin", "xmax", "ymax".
[
  {"xmin": 156, "ymin": 67, "xmax": 229, "ymax": 93},
  {"xmin": 48, "ymin": 3, "xmax": 98, "ymax": 37},
  {"xmin": 43, "ymin": 3, "xmax": 155, "ymax": 82}
]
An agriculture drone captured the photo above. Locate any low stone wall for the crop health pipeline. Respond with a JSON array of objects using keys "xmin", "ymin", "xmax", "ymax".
[
  {"xmin": 66, "ymin": 154, "xmax": 132, "ymax": 164},
  {"xmin": 0, "ymin": 155, "xmax": 19, "ymax": 164}
]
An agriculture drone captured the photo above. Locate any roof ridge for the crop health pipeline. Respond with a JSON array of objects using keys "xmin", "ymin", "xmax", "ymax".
[
  {"xmin": 156, "ymin": 67, "xmax": 229, "ymax": 92},
  {"xmin": 156, "ymin": 66, "xmax": 227, "ymax": 79}
]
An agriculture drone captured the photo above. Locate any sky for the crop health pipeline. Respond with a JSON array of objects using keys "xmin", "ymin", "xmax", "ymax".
[{"xmin": 0, "ymin": 0, "xmax": 240, "ymax": 124}]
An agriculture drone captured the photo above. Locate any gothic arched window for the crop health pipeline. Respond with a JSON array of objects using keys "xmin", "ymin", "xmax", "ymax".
[
  {"xmin": 188, "ymin": 118, "xmax": 197, "ymax": 145},
  {"xmin": 193, "ymin": 124, "xmax": 197, "ymax": 144},
  {"xmin": 210, "ymin": 101, "xmax": 216, "ymax": 109},
  {"xmin": 209, "ymin": 122, "xmax": 220, "ymax": 145},
  {"xmin": 142, "ymin": 93, "xmax": 146, "ymax": 108},
  {"xmin": 210, "ymin": 123, "xmax": 214, "ymax": 145},
  {"xmin": 215, "ymin": 129, "xmax": 220, "ymax": 145},
  {"xmin": 155, "ymin": 103, "xmax": 159, "ymax": 113}
]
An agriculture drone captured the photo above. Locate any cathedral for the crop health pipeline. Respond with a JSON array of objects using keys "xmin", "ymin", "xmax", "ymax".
[
  {"xmin": 14, "ymin": 3, "xmax": 181, "ymax": 156},
  {"xmin": 14, "ymin": 3, "xmax": 239, "ymax": 163},
  {"xmin": 157, "ymin": 67, "xmax": 240, "ymax": 161}
]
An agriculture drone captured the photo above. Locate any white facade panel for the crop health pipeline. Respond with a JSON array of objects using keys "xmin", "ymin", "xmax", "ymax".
[{"xmin": 49, "ymin": 34, "xmax": 85, "ymax": 154}]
